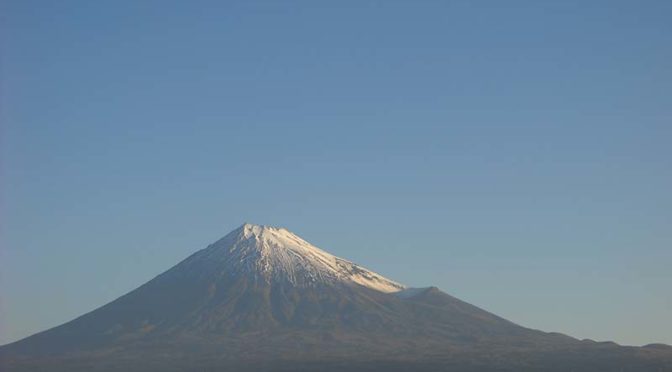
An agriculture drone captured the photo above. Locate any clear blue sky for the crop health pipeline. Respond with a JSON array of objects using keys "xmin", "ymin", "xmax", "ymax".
[{"xmin": 1, "ymin": 0, "xmax": 670, "ymax": 346}]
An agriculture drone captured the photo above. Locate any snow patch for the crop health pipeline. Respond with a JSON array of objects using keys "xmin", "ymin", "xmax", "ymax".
[{"xmin": 195, "ymin": 223, "xmax": 405, "ymax": 293}]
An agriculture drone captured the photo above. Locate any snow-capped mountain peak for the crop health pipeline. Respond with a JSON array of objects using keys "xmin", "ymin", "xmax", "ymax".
[{"xmin": 193, "ymin": 223, "xmax": 405, "ymax": 293}]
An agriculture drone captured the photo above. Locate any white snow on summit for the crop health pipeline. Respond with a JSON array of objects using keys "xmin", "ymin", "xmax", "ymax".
[{"xmin": 195, "ymin": 223, "xmax": 405, "ymax": 293}]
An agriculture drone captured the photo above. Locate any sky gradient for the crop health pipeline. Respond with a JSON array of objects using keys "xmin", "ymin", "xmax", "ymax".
[{"xmin": 1, "ymin": 0, "xmax": 671, "ymax": 346}]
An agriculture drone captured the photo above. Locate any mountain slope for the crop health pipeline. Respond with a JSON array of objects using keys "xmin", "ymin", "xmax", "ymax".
[{"xmin": 1, "ymin": 223, "xmax": 671, "ymax": 372}]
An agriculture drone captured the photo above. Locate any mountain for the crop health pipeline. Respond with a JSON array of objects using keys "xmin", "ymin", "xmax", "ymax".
[{"xmin": 1, "ymin": 223, "xmax": 671, "ymax": 372}]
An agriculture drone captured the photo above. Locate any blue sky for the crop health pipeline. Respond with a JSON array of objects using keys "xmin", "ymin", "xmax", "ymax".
[{"xmin": 1, "ymin": 0, "xmax": 671, "ymax": 346}]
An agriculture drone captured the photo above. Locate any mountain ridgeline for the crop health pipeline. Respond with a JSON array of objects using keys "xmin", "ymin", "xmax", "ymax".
[{"xmin": 1, "ymin": 223, "xmax": 671, "ymax": 371}]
